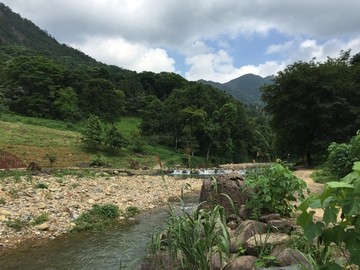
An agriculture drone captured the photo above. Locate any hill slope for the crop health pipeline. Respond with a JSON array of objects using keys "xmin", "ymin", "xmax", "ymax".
[{"xmin": 199, "ymin": 74, "xmax": 274, "ymax": 104}]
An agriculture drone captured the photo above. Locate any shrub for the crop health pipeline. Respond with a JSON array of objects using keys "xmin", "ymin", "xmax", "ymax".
[
  {"xmin": 81, "ymin": 115, "xmax": 105, "ymax": 149},
  {"xmin": 297, "ymin": 161, "xmax": 360, "ymax": 268},
  {"xmin": 327, "ymin": 130, "xmax": 360, "ymax": 178},
  {"xmin": 244, "ymin": 163, "xmax": 306, "ymax": 217},
  {"xmin": 72, "ymin": 203, "xmax": 120, "ymax": 232},
  {"xmin": 105, "ymin": 125, "xmax": 127, "ymax": 150}
]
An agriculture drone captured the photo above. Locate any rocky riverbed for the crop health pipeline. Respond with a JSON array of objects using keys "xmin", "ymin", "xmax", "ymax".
[{"xmin": 0, "ymin": 171, "xmax": 203, "ymax": 254}]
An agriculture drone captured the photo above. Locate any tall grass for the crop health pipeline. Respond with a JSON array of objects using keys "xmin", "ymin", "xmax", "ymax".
[{"xmin": 150, "ymin": 203, "xmax": 230, "ymax": 270}]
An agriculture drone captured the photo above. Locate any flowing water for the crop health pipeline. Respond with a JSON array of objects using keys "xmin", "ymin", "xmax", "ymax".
[{"xmin": 0, "ymin": 197, "xmax": 199, "ymax": 270}]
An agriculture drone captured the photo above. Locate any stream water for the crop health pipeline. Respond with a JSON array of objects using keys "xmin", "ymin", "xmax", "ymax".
[{"xmin": 0, "ymin": 197, "xmax": 199, "ymax": 270}]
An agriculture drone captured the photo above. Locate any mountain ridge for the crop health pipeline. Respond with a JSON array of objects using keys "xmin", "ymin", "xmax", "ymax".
[{"xmin": 199, "ymin": 73, "xmax": 274, "ymax": 104}]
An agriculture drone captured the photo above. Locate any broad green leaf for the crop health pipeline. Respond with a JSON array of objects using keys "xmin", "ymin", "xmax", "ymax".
[
  {"xmin": 322, "ymin": 226, "xmax": 345, "ymax": 245},
  {"xmin": 304, "ymin": 221, "xmax": 325, "ymax": 241},
  {"xmin": 353, "ymin": 161, "xmax": 360, "ymax": 171},
  {"xmin": 342, "ymin": 171, "xmax": 359, "ymax": 184},
  {"xmin": 323, "ymin": 207, "xmax": 339, "ymax": 225},
  {"xmin": 297, "ymin": 197, "xmax": 311, "ymax": 212},
  {"xmin": 309, "ymin": 198, "xmax": 322, "ymax": 209},
  {"xmin": 296, "ymin": 210, "xmax": 315, "ymax": 227},
  {"xmin": 342, "ymin": 196, "xmax": 360, "ymax": 216},
  {"xmin": 326, "ymin": 181, "xmax": 354, "ymax": 189}
]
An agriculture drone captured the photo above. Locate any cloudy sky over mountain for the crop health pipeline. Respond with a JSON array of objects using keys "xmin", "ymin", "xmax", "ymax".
[{"xmin": 2, "ymin": 0, "xmax": 360, "ymax": 82}]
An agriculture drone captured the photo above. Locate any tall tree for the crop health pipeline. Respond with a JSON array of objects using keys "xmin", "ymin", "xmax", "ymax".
[{"xmin": 262, "ymin": 51, "xmax": 360, "ymax": 166}]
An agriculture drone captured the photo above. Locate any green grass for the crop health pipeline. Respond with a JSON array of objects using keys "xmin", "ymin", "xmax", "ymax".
[{"xmin": 310, "ymin": 169, "xmax": 338, "ymax": 183}]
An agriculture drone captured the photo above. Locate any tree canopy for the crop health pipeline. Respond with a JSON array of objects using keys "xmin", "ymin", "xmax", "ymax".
[{"xmin": 262, "ymin": 51, "xmax": 360, "ymax": 166}]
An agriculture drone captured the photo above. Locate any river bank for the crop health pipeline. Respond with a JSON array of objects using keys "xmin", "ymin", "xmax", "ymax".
[{"xmin": 0, "ymin": 171, "xmax": 203, "ymax": 255}]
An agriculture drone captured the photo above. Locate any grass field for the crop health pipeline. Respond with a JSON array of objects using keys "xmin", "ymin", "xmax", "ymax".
[{"xmin": 0, "ymin": 114, "xmax": 186, "ymax": 169}]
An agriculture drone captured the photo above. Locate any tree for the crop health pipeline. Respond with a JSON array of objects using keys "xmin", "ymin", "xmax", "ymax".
[
  {"xmin": 80, "ymin": 79, "xmax": 125, "ymax": 122},
  {"xmin": 262, "ymin": 51, "xmax": 360, "ymax": 166},
  {"xmin": 82, "ymin": 115, "xmax": 105, "ymax": 149},
  {"xmin": 53, "ymin": 87, "xmax": 81, "ymax": 121},
  {"xmin": 105, "ymin": 125, "xmax": 126, "ymax": 150}
]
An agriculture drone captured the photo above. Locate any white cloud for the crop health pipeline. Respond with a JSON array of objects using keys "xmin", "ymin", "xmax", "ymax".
[
  {"xmin": 71, "ymin": 37, "xmax": 176, "ymax": 73},
  {"xmin": 185, "ymin": 50, "xmax": 285, "ymax": 83},
  {"xmin": 266, "ymin": 41, "xmax": 294, "ymax": 54}
]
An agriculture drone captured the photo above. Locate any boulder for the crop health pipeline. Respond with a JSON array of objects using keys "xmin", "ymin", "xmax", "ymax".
[
  {"xmin": 224, "ymin": 255, "xmax": 257, "ymax": 270},
  {"xmin": 244, "ymin": 233, "xmax": 290, "ymax": 256},
  {"xmin": 276, "ymin": 248, "xmax": 313, "ymax": 270},
  {"xmin": 199, "ymin": 173, "xmax": 248, "ymax": 215},
  {"xmin": 229, "ymin": 220, "xmax": 268, "ymax": 253},
  {"xmin": 267, "ymin": 219, "xmax": 293, "ymax": 233}
]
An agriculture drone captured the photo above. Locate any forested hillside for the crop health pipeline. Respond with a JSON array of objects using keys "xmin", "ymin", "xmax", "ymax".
[{"xmin": 1, "ymin": 2, "xmax": 359, "ymax": 167}]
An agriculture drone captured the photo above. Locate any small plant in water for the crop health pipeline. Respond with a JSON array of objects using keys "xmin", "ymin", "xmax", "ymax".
[{"xmin": 72, "ymin": 203, "xmax": 121, "ymax": 232}]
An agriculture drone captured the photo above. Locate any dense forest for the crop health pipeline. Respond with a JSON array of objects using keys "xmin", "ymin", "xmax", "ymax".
[{"xmin": 1, "ymin": 2, "xmax": 359, "ymax": 166}]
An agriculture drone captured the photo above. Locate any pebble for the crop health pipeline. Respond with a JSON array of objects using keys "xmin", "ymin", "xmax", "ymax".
[{"xmin": 0, "ymin": 174, "xmax": 202, "ymax": 253}]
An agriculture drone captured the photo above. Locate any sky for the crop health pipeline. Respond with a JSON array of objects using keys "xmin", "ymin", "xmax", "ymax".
[{"xmin": 2, "ymin": 0, "xmax": 360, "ymax": 83}]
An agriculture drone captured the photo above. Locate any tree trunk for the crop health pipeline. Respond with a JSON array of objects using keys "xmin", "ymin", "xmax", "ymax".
[
  {"xmin": 206, "ymin": 142, "xmax": 212, "ymax": 161},
  {"xmin": 306, "ymin": 149, "xmax": 313, "ymax": 168}
]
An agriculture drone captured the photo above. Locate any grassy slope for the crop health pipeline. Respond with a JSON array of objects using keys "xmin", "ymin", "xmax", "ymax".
[{"xmin": 0, "ymin": 114, "xmax": 179, "ymax": 169}]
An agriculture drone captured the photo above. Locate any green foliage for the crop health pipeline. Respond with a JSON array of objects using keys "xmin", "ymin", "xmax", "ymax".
[
  {"xmin": 245, "ymin": 164, "xmax": 306, "ymax": 217},
  {"xmin": 104, "ymin": 125, "xmax": 126, "ymax": 150},
  {"xmin": 327, "ymin": 130, "xmax": 360, "ymax": 178},
  {"xmin": 5, "ymin": 218, "xmax": 28, "ymax": 231},
  {"xmin": 151, "ymin": 204, "xmax": 230, "ymax": 269},
  {"xmin": 82, "ymin": 115, "xmax": 105, "ymax": 149},
  {"xmin": 0, "ymin": 197, "xmax": 5, "ymax": 205},
  {"xmin": 296, "ymin": 161, "xmax": 360, "ymax": 268},
  {"xmin": 45, "ymin": 153, "xmax": 57, "ymax": 168},
  {"xmin": 35, "ymin": 182, "xmax": 48, "ymax": 189},
  {"xmin": 72, "ymin": 203, "xmax": 120, "ymax": 232},
  {"xmin": 125, "ymin": 206, "xmax": 140, "ymax": 217},
  {"xmin": 32, "ymin": 212, "xmax": 49, "ymax": 225},
  {"xmin": 262, "ymin": 51, "xmax": 360, "ymax": 166}
]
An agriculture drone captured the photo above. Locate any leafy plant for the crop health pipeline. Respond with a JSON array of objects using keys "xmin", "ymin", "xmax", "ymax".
[
  {"xmin": 72, "ymin": 203, "xmax": 121, "ymax": 232},
  {"xmin": 5, "ymin": 218, "xmax": 28, "ymax": 231},
  {"xmin": 45, "ymin": 153, "xmax": 56, "ymax": 168},
  {"xmin": 81, "ymin": 115, "xmax": 105, "ymax": 149},
  {"xmin": 125, "ymin": 206, "xmax": 140, "ymax": 217},
  {"xmin": 32, "ymin": 212, "xmax": 49, "ymax": 225},
  {"xmin": 105, "ymin": 125, "xmax": 127, "ymax": 150},
  {"xmin": 151, "ymin": 203, "xmax": 230, "ymax": 270},
  {"xmin": 35, "ymin": 182, "xmax": 48, "ymax": 189},
  {"xmin": 297, "ymin": 161, "xmax": 360, "ymax": 269},
  {"xmin": 245, "ymin": 164, "xmax": 306, "ymax": 217}
]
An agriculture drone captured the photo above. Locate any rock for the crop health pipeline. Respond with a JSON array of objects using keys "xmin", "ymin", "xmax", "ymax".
[
  {"xmin": 224, "ymin": 255, "xmax": 257, "ymax": 270},
  {"xmin": 267, "ymin": 219, "xmax": 293, "ymax": 233},
  {"xmin": 88, "ymin": 199, "xmax": 95, "ymax": 204},
  {"xmin": 0, "ymin": 215, "xmax": 6, "ymax": 221},
  {"xmin": 199, "ymin": 174, "xmax": 249, "ymax": 215},
  {"xmin": 239, "ymin": 204, "xmax": 250, "ymax": 220},
  {"xmin": 229, "ymin": 220, "xmax": 268, "ymax": 253},
  {"xmin": 245, "ymin": 233, "xmax": 290, "ymax": 256},
  {"xmin": 0, "ymin": 210, "xmax": 13, "ymax": 216},
  {"xmin": 209, "ymin": 252, "xmax": 227, "ymax": 270},
  {"xmin": 276, "ymin": 248, "xmax": 313, "ymax": 269},
  {"xmin": 260, "ymin": 213, "xmax": 281, "ymax": 222},
  {"xmin": 36, "ymin": 223, "xmax": 50, "ymax": 231}
]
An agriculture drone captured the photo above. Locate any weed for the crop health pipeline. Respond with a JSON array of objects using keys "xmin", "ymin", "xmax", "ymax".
[
  {"xmin": 71, "ymin": 203, "xmax": 121, "ymax": 232},
  {"xmin": 8, "ymin": 188, "xmax": 19, "ymax": 198},
  {"xmin": 35, "ymin": 183, "xmax": 48, "ymax": 189},
  {"xmin": 125, "ymin": 206, "xmax": 140, "ymax": 217},
  {"xmin": 32, "ymin": 212, "xmax": 49, "ymax": 225},
  {"xmin": 0, "ymin": 197, "xmax": 5, "ymax": 205},
  {"xmin": 5, "ymin": 218, "xmax": 28, "ymax": 231}
]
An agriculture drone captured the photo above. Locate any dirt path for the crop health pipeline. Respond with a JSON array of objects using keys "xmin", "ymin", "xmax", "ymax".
[{"xmin": 293, "ymin": 168, "xmax": 325, "ymax": 220}]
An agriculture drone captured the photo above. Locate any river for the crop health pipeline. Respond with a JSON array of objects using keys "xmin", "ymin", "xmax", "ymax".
[{"xmin": 0, "ymin": 196, "xmax": 199, "ymax": 270}]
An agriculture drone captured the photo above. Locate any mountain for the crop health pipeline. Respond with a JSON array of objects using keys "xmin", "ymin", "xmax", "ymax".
[
  {"xmin": 0, "ymin": 2, "xmax": 97, "ymax": 65},
  {"xmin": 199, "ymin": 74, "xmax": 274, "ymax": 104}
]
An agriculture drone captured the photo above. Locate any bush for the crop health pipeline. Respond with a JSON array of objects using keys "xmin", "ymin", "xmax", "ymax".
[
  {"xmin": 244, "ymin": 163, "xmax": 306, "ymax": 217},
  {"xmin": 32, "ymin": 212, "xmax": 49, "ymax": 225},
  {"xmin": 72, "ymin": 203, "xmax": 120, "ymax": 232},
  {"xmin": 326, "ymin": 131, "xmax": 360, "ymax": 178},
  {"xmin": 82, "ymin": 115, "xmax": 105, "ymax": 149},
  {"xmin": 105, "ymin": 125, "xmax": 126, "ymax": 150}
]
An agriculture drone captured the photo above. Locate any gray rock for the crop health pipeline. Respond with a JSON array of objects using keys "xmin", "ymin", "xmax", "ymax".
[
  {"xmin": 276, "ymin": 248, "xmax": 313, "ymax": 270},
  {"xmin": 224, "ymin": 255, "xmax": 257, "ymax": 270},
  {"xmin": 245, "ymin": 233, "xmax": 290, "ymax": 256},
  {"xmin": 267, "ymin": 219, "xmax": 293, "ymax": 233}
]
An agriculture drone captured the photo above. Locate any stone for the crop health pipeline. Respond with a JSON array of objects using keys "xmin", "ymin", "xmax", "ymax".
[
  {"xmin": 260, "ymin": 213, "xmax": 281, "ymax": 222},
  {"xmin": 276, "ymin": 248, "xmax": 313, "ymax": 270},
  {"xmin": 88, "ymin": 199, "xmax": 95, "ymax": 204},
  {"xmin": 209, "ymin": 252, "xmax": 227, "ymax": 270},
  {"xmin": 199, "ymin": 174, "xmax": 249, "ymax": 216},
  {"xmin": 224, "ymin": 255, "xmax": 257, "ymax": 270},
  {"xmin": 36, "ymin": 223, "xmax": 50, "ymax": 231},
  {"xmin": 0, "ymin": 215, "xmax": 6, "ymax": 221},
  {"xmin": 267, "ymin": 219, "xmax": 293, "ymax": 233},
  {"xmin": 0, "ymin": 210, "xmax": 13, "ymax": 216},
  {"xmin": 245, "ymin": 233, "xmax": 290, "ymax": 256}
]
